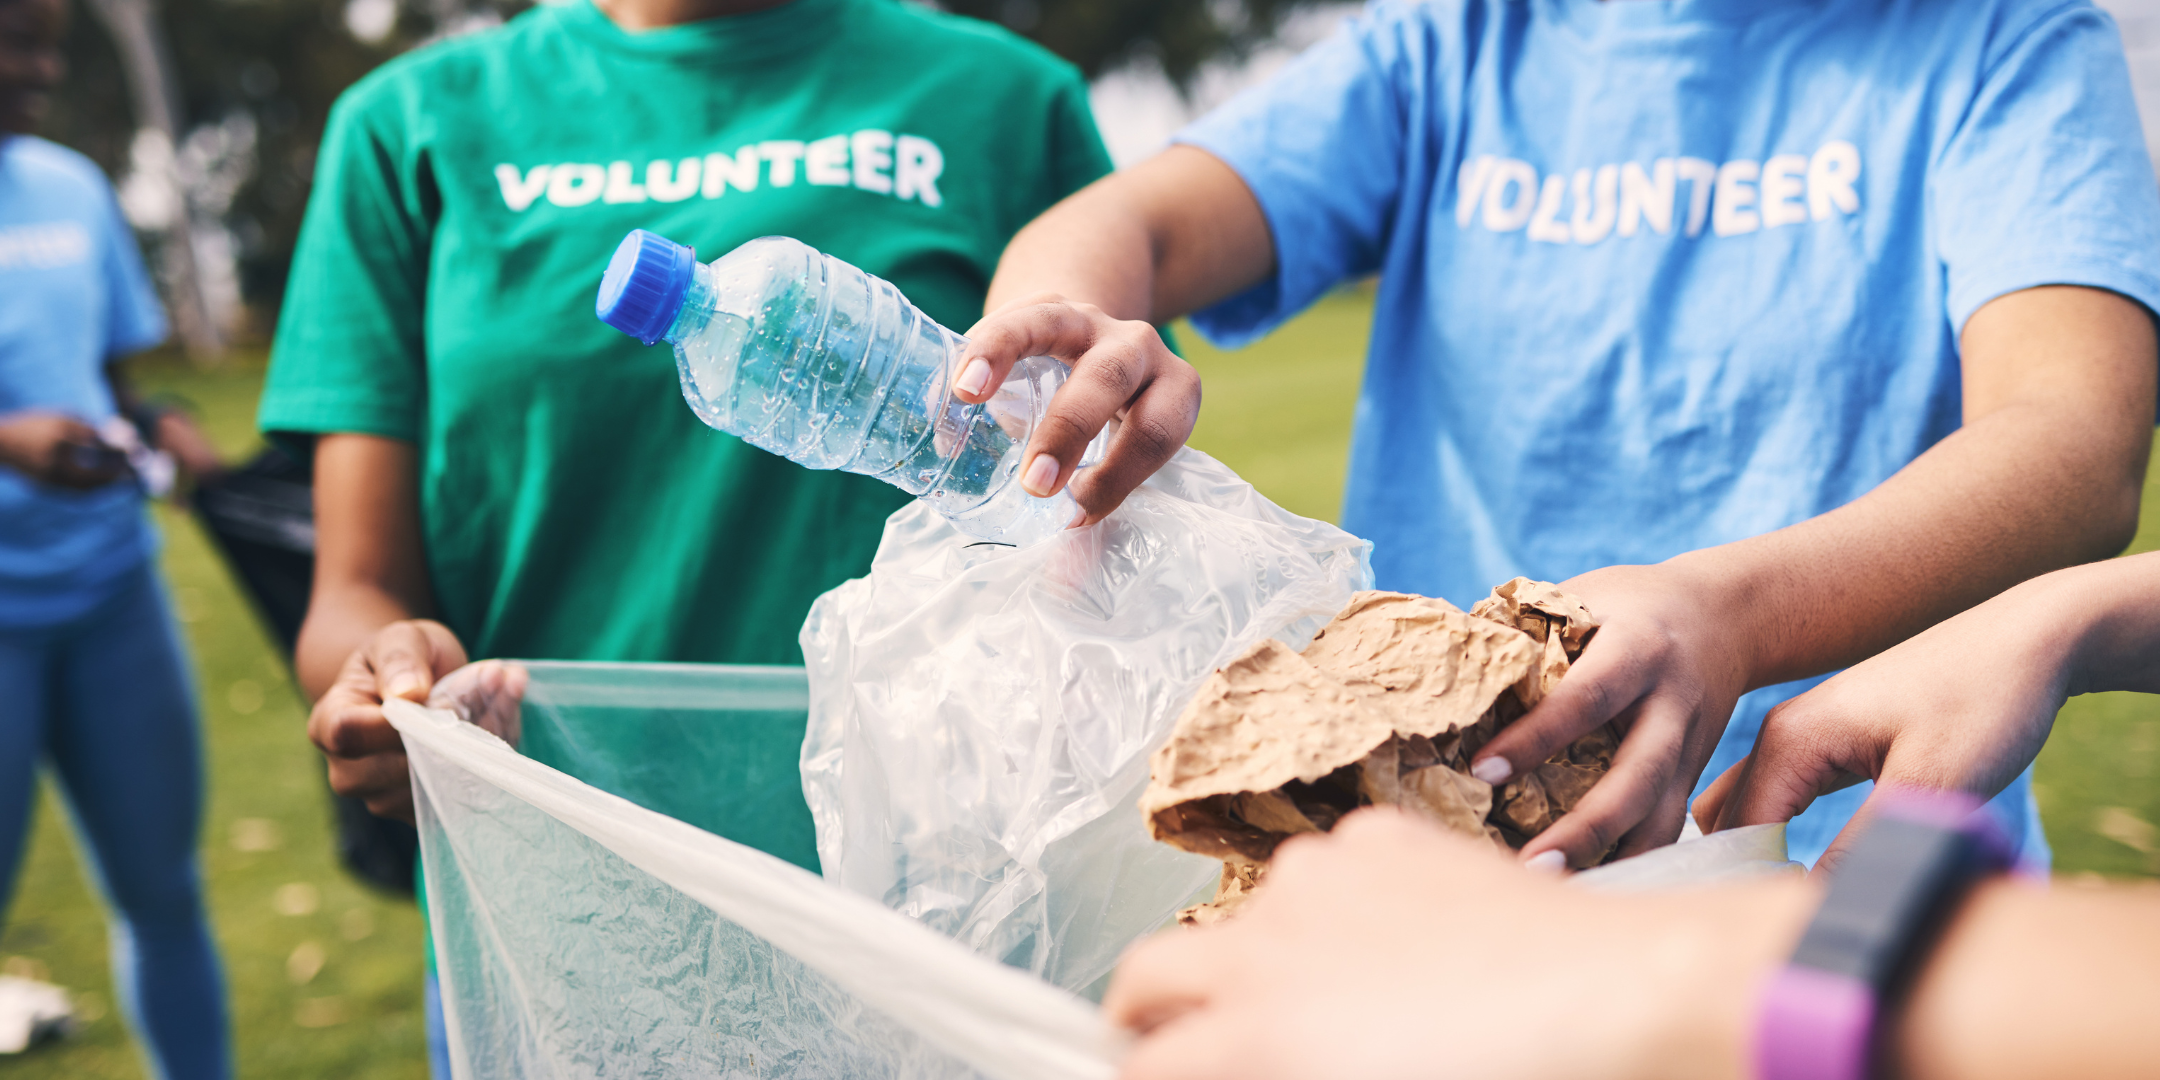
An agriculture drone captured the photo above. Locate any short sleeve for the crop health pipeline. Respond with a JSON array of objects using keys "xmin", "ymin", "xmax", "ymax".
[
  {"xmin": 258, "ymin": 84, "xmax": 432, "ymax": 447},
  {"xmin": 1933, "ymin": 1, "xmax": 2160, "ymax": 331},
  {"xmin": 1174, "ymin": 5, "xmax": 1413, "ymax": 347},
  {"xmin": 1044, "ymin": 71, "xmax": 1115, "ymax": 205},
  {"xmin": 98, "ymin": 185, "xmax": 166, "ymax": 356}
]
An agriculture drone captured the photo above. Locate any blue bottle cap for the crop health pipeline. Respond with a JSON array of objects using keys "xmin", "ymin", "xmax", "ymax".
[{"xmin": 596, "ymin": 229, "xmax": 696, "ymax": 345}]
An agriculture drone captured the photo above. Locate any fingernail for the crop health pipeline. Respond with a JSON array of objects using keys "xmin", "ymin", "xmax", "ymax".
[
  {"xmin": 1525, "ymin": 849, "xmax": 1567, "ymax": 874},
  {"xmin": 1022, "ymin": 453, "xmax": 1059, "ymax": 496},
  {"xmin": 384, "ymin": 675, "xmax": 424, "ymax": 701},
  {"xmin": 955, "ymin": 357, "xmax": 992, "ymax": 398},
  {"xmin": 1470, "ymin": 756, "xmax": 1513, "ymax": 785}
]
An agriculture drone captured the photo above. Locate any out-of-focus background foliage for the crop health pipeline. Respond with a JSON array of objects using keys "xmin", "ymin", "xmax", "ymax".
[{"xmin": 6, "ymin": 0, "xmax": 2160, "ymax": 1077}]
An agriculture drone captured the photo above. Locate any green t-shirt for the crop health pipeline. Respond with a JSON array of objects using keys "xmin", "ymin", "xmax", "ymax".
[{"xmin": 259, "ymin": 0, "xmax": 1112, "ymax": 664}]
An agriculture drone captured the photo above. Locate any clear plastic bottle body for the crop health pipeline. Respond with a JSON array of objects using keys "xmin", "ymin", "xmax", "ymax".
[{"xmin": 659, "ymin": 237, "xmax": 1098, "ymax": 546}]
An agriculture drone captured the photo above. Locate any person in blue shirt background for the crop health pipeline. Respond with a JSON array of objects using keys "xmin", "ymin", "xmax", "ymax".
[
  {"xmin": 0, "ymin": 0, "xmax": 229, "ymax": 1074},
  {"xmin": 953, "ymin": 0, "xmax": 2160, "ymax": 872}
]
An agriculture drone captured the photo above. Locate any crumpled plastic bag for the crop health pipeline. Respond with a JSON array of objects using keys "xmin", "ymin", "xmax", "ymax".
[
  {"xmin": 801, "ymin": 448, "xmax": 1374, "ymax": 992},
  {"xmin": 387, "ymin": 682, "xmax": 1117, "ymax": 1080}
]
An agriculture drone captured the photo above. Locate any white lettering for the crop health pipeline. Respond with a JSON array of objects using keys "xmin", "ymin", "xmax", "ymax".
[
  {"xmin": 545, "ymin": 163, "xmax": 606, "ymax": 207},
  {"xmin": 1677, "ymin": 157, "xmax": 1717, "ymax": 238},
  {"xmin": 0, "ymin": 223, "xmax": 91, "ymax": 269},
  {"xmin": 494, "ymin": 164, "xmax": 550, "ymax": 212},
  {"xmin": 1456, "ymin": 155, "xmax": 1495, "ymax": 227},
  {"xmin": 895, "ymin": 135, "xmax": 944, "ymax": 207},
  {"xmin": 1527, "ymin": 173, "xmax": 1570, "ymax": 243},
  {"xmin": 805, "ymin": 135, "xmax": 851, "ymax": 186},
  {"xmin": 760, "ymin": 141, "xmax": 805, "ymax": 187},
  {"xmin": 1713, "ymin": 159, "xmax": 1760, "ymax": 236},
  {"xmin": 602, "ymin": 160, "xmax": 648, "ymax": 204},
  {"xmin": 851, "ymin": 130, "xmax": 894, "ymax": 194},
  {"xmin": 646, "ymin": 158, "xmax": 700, "ymax": 203},
  {"xmin": 1481, "ymin": 158, "xmax": 1538, "ymax": 232},
  {"xmin": 487, "ymin": 133, "xmax": 959, "ymax": 213},
  {"xmin": 1570, "ymin": 164, "xmax": 1618, "ymax": 244},
  {"xmin": 703, "ymin": 147, "xmax": 761, "ymax": 198},
  {"xmin": 1617, "ymin": 159, "xmax": 1674, "ymax": 237},
  {"xmin": 1760, "ymin": 154, "xmax": 1808, "ymax": 228},
  {"xmin": 1808, "ymin": 140, "xmax": 1861, "ymax": 220}
]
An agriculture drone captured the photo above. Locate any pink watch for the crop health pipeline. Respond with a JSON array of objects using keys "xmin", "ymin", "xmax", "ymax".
[{"xmin": 1753, "ymin": 790, "xmax": 2013, "ymax": 1080}]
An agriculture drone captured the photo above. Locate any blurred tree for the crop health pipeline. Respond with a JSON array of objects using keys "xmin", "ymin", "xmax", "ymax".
[
  {"xmin": 941, "ymin": 0, "xmax": 1324, "ymax": 90},
  {"xmin": 41, "ymin": 0, "xmax": 520, "ymax": 325},
  {"xmin": 35, "ymin": 0, "xmax": 1321, "ymax": 325}
]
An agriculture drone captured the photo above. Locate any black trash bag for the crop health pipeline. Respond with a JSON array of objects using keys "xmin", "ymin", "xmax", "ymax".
[{"xmin": 191, "ymin": 445, "xmax": 419, "ymax": 897}]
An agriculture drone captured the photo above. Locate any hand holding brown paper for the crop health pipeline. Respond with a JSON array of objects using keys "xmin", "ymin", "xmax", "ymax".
[{"xmin": 1139, "ymin": 578, "xmax": 1618, "ymax": 923}]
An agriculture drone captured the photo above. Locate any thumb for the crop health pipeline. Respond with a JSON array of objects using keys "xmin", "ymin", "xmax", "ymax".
[
  {"xmin": 1691, "ymin": 754, "xmax": 1749, "ymax": 833},
  {"xmin": 1470, "ymin": 631, "xmax": 1652, "ymax": 785},
  {"xmin": 369, "ymin": 620, "xmax": 465, "ymax": 702},
  {"xmin": 1710, "ymin": 717, "xmax": 1869, "ymax": 835}
]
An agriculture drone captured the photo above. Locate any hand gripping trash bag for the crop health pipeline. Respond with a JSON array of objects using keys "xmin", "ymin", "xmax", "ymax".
[
  {"xmin": 387, "ymin": 677, "xmax": 1117, "ymax": 1080},
  {"xmin": 800, "ymin": 448, "xmax": 1376, "ymax": 993}
]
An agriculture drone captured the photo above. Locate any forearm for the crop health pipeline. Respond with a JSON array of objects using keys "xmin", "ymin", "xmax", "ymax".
[
  {"xmin": 1682, "ymin": 288, "xmax": 2152, "ymax": 690},
  {"xmin": 2029, "ymin": 550, "xmax": 2160, "ymax": 696},
  {"xmin": 1668, "ymin": 876, "xmax": 2160, "ymax": 1080},
  {"xmin": 982, "ymin": 146, "xmax": 1274, "ymax": 324},
  {"xmin": 302, "ymin": 432, "xmax": 438, "ymax": 700},
  {"xmin": 1686, "ymin": 399, "xmax": 2142, "ymax": 688},
  {"xmin": 1892, "ymin": 880, "xmax": 2160, "ymax": 1080},
  {"xmin": 296, "ymin": 583, "xmax": 424, "ymax": 701},
  {"xmin": 985, "ymin": 181, "xmax": 1161, "ymax": 320}
]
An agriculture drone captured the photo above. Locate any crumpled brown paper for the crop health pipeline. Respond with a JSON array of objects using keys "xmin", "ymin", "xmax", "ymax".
[{"xmin": 1140, "ymin": 579, "xmax": 1619, "ymax": 924}]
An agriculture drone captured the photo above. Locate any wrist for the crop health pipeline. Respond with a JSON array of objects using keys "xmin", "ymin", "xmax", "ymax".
[
  {"xmin": 1625, "ymin": 877, "xmax": 1821, "ymax": 1080},
  {"xmin": 1655, "ymin": 547, "xmax": 1779, "ymax": 689},
  {"xmin": 2036, "ymin": 558, "xmax": 2160, "ymax": 697}
]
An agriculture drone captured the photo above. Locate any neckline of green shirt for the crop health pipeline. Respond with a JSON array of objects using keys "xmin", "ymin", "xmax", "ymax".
[{"xmin": 550, "ymin": 0, "xmax": 855, "ymax": 65}]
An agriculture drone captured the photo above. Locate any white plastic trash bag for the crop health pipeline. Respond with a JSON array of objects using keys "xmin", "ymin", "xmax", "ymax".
[
  {"xmin": 388, "ymin": 695, "xmax": 1115, "ymax": 1080},
  {"xmin": 801, "ymin": 448, "xmax": 1375, "ymax": 993},
  {"xmin": 395, "ymin": 660, "xmax": 1794, "ymax": 1080},
  {"xmin": 1572, "ymin": 821, "xmax": 1799, "ymax": 892}
]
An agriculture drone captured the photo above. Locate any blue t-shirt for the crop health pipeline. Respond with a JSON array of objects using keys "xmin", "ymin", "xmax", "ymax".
[
  {"xmin": 0, "ymin": 136, "xmax": 168, "ymax": 626},
  {"xmin": 1179, "ymin": 0, "xmax": 2160, "ymax": 866}
]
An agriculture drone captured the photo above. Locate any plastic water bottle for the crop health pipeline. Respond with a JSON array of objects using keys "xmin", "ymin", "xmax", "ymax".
[{"xmin": 595, "ymin": 230, "xmax": 1104, "ymax": 546}]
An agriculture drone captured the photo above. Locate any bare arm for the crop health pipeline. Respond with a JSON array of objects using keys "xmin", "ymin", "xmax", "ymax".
[
  {"xmin": 1695, "ymin": 547, "xmax": 2160, "ymax": 866},
  {"xmin": 1105, "ymin": 810, "xmax": 2160, "ymax": 1080},
  {"xmin": 300, "ymin": 432, "xmax": 466, "ymax": 821},
  {"xmin": 1480, "ymin": 285, "xmax": 2155, "ymax": 867},
  {"xmin": 1717, "ymin": 285, "xmax": 2149, "ymax": 684},
  {"xmin": 983, "ymin": 145, "xmax": 1274, "ymax": 323}
]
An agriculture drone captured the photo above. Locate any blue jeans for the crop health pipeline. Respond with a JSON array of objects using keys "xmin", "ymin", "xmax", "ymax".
[
  {"xmin": 425, "ymin": 969, "xmax": 452, "ymax": 1079},
  {"xmin": 0, "ymin": 561, "xmax": 229, "ymax": 1080}
]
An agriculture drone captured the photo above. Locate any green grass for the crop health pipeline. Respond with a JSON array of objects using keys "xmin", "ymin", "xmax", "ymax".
[
  {"xmin": 1, "ymin": 348, "xmax": 428, "ymax": 1080},
  {"xmin": 2, "ymin": 288, "xmax": 2155, "ymax": 1074}
]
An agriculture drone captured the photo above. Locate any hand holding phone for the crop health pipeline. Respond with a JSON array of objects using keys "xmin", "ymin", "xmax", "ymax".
[{"xmin": 0, "ymin": 411, "xmax": 130, "ymax": 489}]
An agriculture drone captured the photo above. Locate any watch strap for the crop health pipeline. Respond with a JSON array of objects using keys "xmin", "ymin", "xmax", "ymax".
[{"xmin": 1754, "ymin": 790, "xmax": 2012, "ymax": 1080}]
